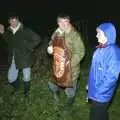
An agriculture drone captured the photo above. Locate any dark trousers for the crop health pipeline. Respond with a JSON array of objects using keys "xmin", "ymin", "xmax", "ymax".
[{"xmin": 90, "ymin": 100, "xmax": 109, "ymax": 120}]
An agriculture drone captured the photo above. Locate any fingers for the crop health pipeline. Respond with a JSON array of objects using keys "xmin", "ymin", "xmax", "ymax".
[{"xmin": 0, "ymin": 24, "xmax": 4, "ymax": 34}]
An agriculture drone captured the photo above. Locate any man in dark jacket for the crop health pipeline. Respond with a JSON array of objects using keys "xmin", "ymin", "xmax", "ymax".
[{"xmin": 0, "ymin": 13, "xmax": 41, "ymax": 96}]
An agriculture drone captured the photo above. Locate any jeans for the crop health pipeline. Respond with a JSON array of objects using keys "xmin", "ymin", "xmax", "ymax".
[
  {"xmin": 8, "ymin": 57, "xmax": 31, "ymax": 83},
  {"xmin": 90, "ymin": 100, "xmax": 109, "ymax": 120}
]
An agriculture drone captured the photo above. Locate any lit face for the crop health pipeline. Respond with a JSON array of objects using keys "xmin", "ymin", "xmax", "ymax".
[
  {"xmin": 8, "ymin": 18, "xmax": 19, "ymax": 28},
  {"xmin": 57, "ymin": 18, "xmax": 70, "ymax": 31},
  {"xmin": 96, "ymin": 28, "xmax": 108, "ymax": 44}
]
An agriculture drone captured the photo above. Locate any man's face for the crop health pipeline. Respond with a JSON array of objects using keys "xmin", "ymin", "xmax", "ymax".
[
  {"xmin": 57, "ymin": 18, "xmax": 70, "ymax": 31},
  {"xmin": 8, "ymin": 18, "xmax": 19, "ymax": 28},
  {"xmin": 96, "ymin": 28, "xmax": 108, "ymax": 44}
]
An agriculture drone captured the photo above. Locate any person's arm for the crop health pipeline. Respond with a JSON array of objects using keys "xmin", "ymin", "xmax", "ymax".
[
  {"xmin": 71, "ymin": 32, "xmax": 85, "ymax": 68},
  {"xmin": 26, "ymin": 28, "xmax": 42, "ymax": 51}
]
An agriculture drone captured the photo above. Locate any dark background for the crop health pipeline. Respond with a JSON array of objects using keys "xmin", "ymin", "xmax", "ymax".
[{"xmin": 0, "ymin": 0, "xmax": 119, "ymax": 69}]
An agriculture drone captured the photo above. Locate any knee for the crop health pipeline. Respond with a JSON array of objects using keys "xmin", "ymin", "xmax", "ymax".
[
  {"xmin": 64, "ymin": 87, "xmax": 76, "ymax": 98},
  {"xmin": 48, "ymin": 81, "xmax": 59, "ymax": 93}
]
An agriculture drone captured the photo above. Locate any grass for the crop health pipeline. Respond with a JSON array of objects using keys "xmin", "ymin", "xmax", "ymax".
[
  {"xmin": 0, "ymin": 67, "xmax": 89, "ymax": 120},
  {"xmin": 0, "ymin": 48, "xmax": 120, "ymax": 120}
]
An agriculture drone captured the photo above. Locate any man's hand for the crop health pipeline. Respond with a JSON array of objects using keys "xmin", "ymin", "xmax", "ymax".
[
  {"xmin": 47, "ymin": 46, "xmax": 53, "ymax": 54},
  {"xmin": 0, "ymin": 24, "xmax": 4, "ymax": 34}
]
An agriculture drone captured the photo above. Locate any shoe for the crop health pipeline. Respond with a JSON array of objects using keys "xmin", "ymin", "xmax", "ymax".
[
  {"xmin": 24, "ymin": 82, "xmax": 30, "ymax": 97},
  {"xmin": 53, "ymin": 92, "xmax": 60, "ymax": 103},
  {"xmin": 67, "ymin": 97, "xmax": 74, "ymax": 105},
  {"xmin": 10, "ymin": 79, "xmax": 20, "ymax": 91}
]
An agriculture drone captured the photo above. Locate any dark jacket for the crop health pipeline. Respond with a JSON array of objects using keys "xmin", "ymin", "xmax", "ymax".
[{"xmin": 2, "ymin": 24, "xmax": 41, "ymax": 69}]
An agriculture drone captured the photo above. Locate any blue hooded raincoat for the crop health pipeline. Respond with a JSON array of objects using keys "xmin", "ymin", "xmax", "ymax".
[{"xmin": 88, "ymin": 22, "xmax": 120, "ymax": 103}]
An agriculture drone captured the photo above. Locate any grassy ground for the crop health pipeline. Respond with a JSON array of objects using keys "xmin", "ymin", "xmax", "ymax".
[
  {"xmin": 0, "ymin": 66, "xmax": 88, "ymax": 120},
  {"xmin": 0, "ymin": 45, "xmax": 120, "ymax": 120},
  {"xmin": 0, "ymin": 64, "xmax": 120, "ymax": 120}
]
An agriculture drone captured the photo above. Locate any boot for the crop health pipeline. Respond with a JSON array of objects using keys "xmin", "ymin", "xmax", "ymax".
[
  {"xmin": 53, "ymin": 91, "xmax": 60, "ymax": 103},
  {"xmin": 67, "ymin": 97, "xmax": 74, "ymax": 105},
  {"xmin": 10, "ymin": 79, "xmax": 20, "ymax": 92},
  {"xmin": 24, "ymin": 81, "xmax": 30, "ymax": 97},
  {"xmin": 63, "ymin": 97, "xmax": 74, "ymax": 115}
]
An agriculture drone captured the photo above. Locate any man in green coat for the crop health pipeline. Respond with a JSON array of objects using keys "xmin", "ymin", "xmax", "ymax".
[
  {"xmin": 0, "ymin": 13, "xmax": 41, "ymax": 96},
  {"xmin": 47, "ymin": 13, "xmax": 85, "ymax": 105}
]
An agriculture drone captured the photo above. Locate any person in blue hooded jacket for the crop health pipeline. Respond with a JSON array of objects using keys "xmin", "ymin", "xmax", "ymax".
[{"xmin": 88, "ymin": 22, "xmax": 120, "ymax": 120}]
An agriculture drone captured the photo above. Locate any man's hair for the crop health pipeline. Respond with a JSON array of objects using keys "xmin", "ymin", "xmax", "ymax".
[
  {"xmin": 7, "ymin": 12, "xmax": 19, "ymax": 20},
  {"xmin": 57, "ymin": 13, "xmax": 71, "ymax": 21}
]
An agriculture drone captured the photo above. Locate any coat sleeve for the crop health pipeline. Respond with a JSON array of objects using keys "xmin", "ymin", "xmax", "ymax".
[
  {"xmin": 27, "ymin": 28, "xmax": 42, "ymax": 50},
  {"xmin": 71, "ymin": 32, "xmax": 85, "ymax": 68}
]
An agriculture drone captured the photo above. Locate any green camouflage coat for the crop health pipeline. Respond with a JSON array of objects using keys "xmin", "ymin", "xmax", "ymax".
[{"xmin": 49, "ymin": 27, "xmax": 85, "ymax": 87}]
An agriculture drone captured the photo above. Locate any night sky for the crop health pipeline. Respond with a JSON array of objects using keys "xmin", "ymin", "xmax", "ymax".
[
  {"xmin": 0, "ymin": 0, "xmax": 119, "ymax": 67},
  {"xmin": 0, "ymin": 1, "xmax": 119, "ymax": 33}
]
